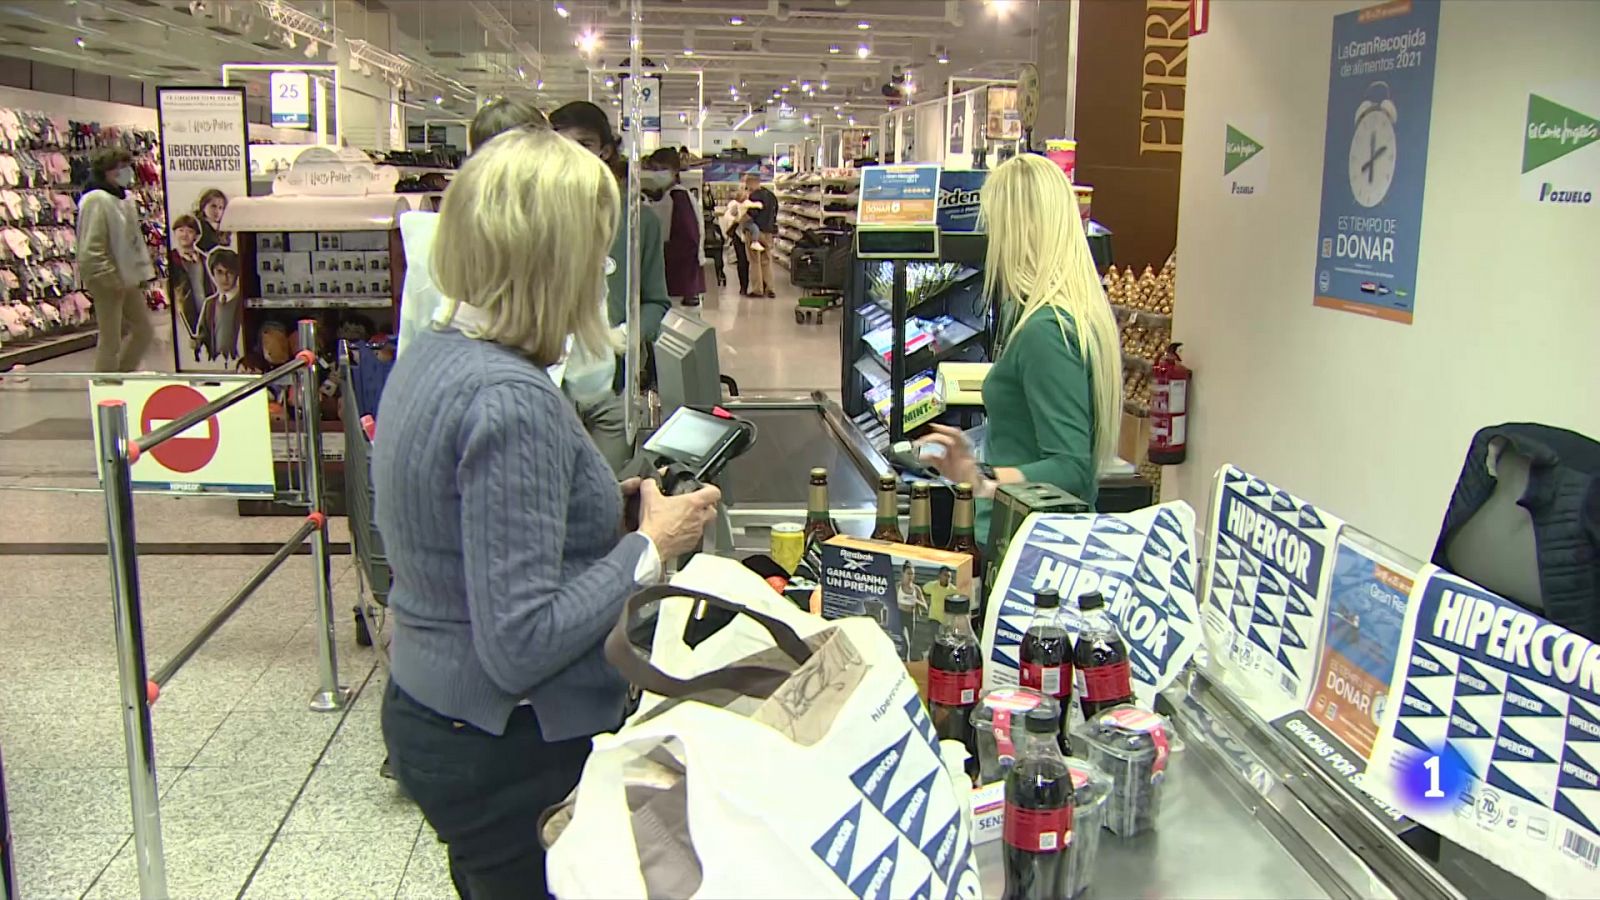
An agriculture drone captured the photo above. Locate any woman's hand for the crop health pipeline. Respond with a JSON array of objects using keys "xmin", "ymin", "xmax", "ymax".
[
  {"xmin": 620, "ymin": 477, "xmax": 643, "ymax": 531},
  {"xmin": 638, "ymin": 478, "xmax": 722, "ymax": 558},
  {"xmin": 915, "ymin": 423, "xmax": 980, "ymax": 486}
]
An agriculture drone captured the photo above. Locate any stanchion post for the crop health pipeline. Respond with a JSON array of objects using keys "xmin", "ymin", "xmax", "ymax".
[
  {"xmin": 96, "ymin": 400, "xmax": 168, "ymax": 899},
  {"xmin": 297, "ymin": 320, "xmax": 347, "ymax": 712}
]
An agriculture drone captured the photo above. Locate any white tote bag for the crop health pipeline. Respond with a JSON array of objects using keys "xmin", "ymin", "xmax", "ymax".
[{"xmin": 547, "ymin": 560, "xmax": 983, "ymax": 900}]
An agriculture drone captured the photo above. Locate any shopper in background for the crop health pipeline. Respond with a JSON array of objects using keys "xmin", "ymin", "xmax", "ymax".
[
  {"xmin": 76, "ymin": 146, "xmax": 155, "ymax": 372},
  {"xmin": 374, "ymin": 128, "xmax": 721, "ymax": 900},
  {"xmin": 551, "ymin": 101, "xmax": 672, "ymax": 469},
  {"xmin": 398, "ymin": 97, "xmax": 549, "ymax": 354},
  {"xmin": 722, "ymin": 187, "xmax": 753, "ymax": 295},
  {"xmin": 742, "ymin": 171, "xmax": 779, "ymax": 298},
  {"xmin": 644, "ymin": 147, "xmax": 705, "ymax": 307},
  {"xmin": 915, "ymin": 153, "xmax": 1122, "ymax": 540}
]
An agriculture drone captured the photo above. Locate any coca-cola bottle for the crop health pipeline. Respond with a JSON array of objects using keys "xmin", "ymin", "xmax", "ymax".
[
  {"xmin": 1074, "ymin": 592, "xmax": 1135, "ymax": 717},
  {"xmin": 1019, "ymin": 590, "xmax": 1072, "ymax": 724},
  {"xmin": 928, "ymin": 593, "xmax": 982, "ymax": 774},
  {"xmin": 1002, "ymin": 707, "xmax": 1074, "ymax": 900}
]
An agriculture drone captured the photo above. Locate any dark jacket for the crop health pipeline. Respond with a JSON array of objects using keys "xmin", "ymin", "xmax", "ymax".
[
  {"xmin": 749, "ymin": 187, "xmax": 779, "ymax": 233},
  {"xmin": 1434, "ymin": 423, "xmax": 1600, "ymax": 640}
]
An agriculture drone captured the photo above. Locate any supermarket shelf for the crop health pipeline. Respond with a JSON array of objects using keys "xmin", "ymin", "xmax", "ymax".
[
  {"xmin": 247, "ymin": 296, "xmax": 392, "ymax": 310},
  {"xmin": 853, "ymin": 352, "xmax": 890, "ymax": 388},
  {"xmin": 1123, "ymin": 351, "xmax": 1153, "ymax": 372},
  {"xmin": 1124, "ymin": 399, "xmax": 1149, "ymax": 417},
  {"xmin": 0, "ymin": 326, "xmax": 97, "ymax": 370}
]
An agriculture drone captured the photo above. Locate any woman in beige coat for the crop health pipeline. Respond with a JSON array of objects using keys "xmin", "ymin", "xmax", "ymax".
[{"xmin": 76, "ymin": 147, "xmax": 155, "ymax": 372}]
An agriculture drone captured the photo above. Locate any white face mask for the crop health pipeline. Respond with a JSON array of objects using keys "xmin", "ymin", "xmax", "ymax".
[
  {"xmin": 640, "ymin": 169, "xmax": 674, "ymax": 193},
  {"xmin": 112, "ymin": 168, "xmax": 134, "ymax": 188}
]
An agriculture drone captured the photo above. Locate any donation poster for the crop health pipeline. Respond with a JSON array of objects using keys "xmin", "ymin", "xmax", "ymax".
[
  {"xmin": 1306, "ymin": 536, "xmax": 1413, "ymax": 758},
  {"xmin": 1367, "ymin": 567, "xmax": 1600, "ymax": 898},
  {"xmin": 1520, "ymin": 83, "xmax": 1600, "ymax": 207},
  {"xmin": 1311, "ymin": 0, "xmax": 1440, "ymax": 325},
  {"xmin": 982, "ymin": 503, "xmax": 1204, "ymax": 708},
  {"xmin": 157, "ymin": 87, "xmax": 250, "ymax": 373},
  {"xmin": 1202, "ymin": 465, "xmax": 1345, "ymax": 721},
  {"xmin": 859, "ymin": 164, "xmax": 941, "ymax": 227}
]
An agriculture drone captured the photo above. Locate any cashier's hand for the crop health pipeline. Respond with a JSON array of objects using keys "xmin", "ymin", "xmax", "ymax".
[
  {"xmin": 638, "ymin": 479, "xmax": 722, "ymax": 558},
  {"xmin": 915, "ymin": 424, "xmax": 979, "ymax": 486}
]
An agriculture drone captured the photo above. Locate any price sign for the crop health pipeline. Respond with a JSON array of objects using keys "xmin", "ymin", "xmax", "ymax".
[{"xmin": 269, "ymin": 71, "xmax": 311, "ymax": 129}]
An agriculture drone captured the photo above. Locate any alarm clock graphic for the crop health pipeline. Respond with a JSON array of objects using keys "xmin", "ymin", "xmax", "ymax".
[{"xmin": 1348, "ymin": 81, "xmax": 1399, "ymax": 208}]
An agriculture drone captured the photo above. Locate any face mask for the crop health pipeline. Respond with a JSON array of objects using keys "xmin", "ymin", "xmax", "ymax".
[
  {"xmin": 112, "ymin": 168, "xmax": 134, "ymax": 188},
  {"xmin": 640, "ymin": 169, "xmax": 674, "ymax": 192}
]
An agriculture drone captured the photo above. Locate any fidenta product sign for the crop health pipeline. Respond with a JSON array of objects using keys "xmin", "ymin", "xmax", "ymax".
[{"xmin": 1521, "ymin": 88, "xmax": 1600, "ymax": 207}]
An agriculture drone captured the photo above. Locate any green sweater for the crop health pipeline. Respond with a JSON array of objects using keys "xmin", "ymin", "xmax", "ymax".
[
  {"xmin": 607, "ymin": 205, "xmax": 672, "ymax": 343},
  {"xmin": 979, "ymin": 308, "xmax": 1100, "ymax": 540}
]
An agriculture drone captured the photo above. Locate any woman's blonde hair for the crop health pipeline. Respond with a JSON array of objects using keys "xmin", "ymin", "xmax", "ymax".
[
  {"xmin": 433, "ymin": 127, "xmax": 618, "ymax": 366},
  {"xmin": 979, "ymin": 154, "xmax": 1122, "ymax": 469}
]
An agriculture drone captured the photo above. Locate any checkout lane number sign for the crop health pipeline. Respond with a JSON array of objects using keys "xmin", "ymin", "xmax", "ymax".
[
  {"xmin": 88, "ymin": 378, "xmax": 276, "ymax": 497},
  {"xmin": 270, "ymin": 71, "xmax": 311, "ymax": 129}
]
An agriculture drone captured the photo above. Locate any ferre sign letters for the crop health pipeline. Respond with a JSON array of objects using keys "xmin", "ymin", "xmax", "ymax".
[{"xmin": 1140, "ymin": 0, "xmax": 1190, "ymax": 155}]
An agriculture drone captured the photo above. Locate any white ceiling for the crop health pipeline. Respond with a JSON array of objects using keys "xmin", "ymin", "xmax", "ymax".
[{"xmin": 0, "ymin": 0, "xmax": 1040, "ymax": 131}]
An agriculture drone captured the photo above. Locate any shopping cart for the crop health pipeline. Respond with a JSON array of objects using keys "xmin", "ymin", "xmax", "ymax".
[
  {"xmin": 340, "ymin": 338, "xmax": 395, "ymax": 649},
  {"xmin": 789, "ymin": 227, "xmax": 852, "ymax": 325}
]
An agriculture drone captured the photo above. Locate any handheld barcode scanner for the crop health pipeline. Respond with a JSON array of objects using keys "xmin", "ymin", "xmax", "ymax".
[{"xmin": 629, "ymin": 405, "xmax": 756, "ymax": 495}]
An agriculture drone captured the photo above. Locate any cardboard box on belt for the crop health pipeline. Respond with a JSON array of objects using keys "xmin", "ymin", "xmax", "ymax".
[{"xmin": 817, "ymin": 535, "xmax": 976, "ymax": 667}]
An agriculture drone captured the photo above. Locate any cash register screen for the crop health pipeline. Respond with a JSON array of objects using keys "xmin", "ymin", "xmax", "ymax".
[{"xmin": 643, "ymin": 407, "xmax": 741, "ymax": 467}]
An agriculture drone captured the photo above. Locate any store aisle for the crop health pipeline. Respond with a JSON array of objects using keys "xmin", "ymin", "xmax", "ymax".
[{"xmin": 2, "ymin": 281, "xmax": 836, "ymax": 897}]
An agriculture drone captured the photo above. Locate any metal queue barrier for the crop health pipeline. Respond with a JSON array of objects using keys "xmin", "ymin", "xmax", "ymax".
[{"xmin": 79, "ymin": 319, "xmax": 347, "ymax": 899}]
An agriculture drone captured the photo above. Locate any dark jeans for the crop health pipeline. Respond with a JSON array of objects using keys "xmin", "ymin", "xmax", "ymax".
[
  {"xmin": 729, "ymin": 226, "xmax": 750, "ymax": 293},
  {"xmin": 382, "ymin": 681, "xmax": 592, "ymax": 900}
]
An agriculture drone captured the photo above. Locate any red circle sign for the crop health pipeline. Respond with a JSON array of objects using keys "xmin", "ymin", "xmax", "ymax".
[{"xmin": 140, "ymin": 384, "xmax": 219, "ymax": 474}]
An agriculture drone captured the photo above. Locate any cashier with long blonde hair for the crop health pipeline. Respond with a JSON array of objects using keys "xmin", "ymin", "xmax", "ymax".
[{"xmin": 917, "ymin": 154, "xmax": 1122, "ymax": 538}]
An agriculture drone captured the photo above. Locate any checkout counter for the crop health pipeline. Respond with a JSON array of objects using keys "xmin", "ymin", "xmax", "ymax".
[
  {"xmin": 638, "ymin": 315, "xmax": 1534, "ymax": 900},
  {"xmin": 648, "ymin": 309, "xmax": 1153, "ymax": 553}
]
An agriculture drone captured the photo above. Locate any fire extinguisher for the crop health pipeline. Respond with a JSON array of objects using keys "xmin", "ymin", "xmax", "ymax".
[{"xmin": 1149, "ymin": 342, "xmax": 1190, "ymax": 465}]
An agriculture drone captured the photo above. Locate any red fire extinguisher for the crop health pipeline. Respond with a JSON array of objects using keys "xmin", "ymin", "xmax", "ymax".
[{"xmin": 1149, "ymin": 342, "xmax": 1190, "ymax": 465}]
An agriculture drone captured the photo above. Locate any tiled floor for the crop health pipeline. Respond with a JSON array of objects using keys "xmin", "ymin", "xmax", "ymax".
[{"xmin": 1, "ymin": 273, "xmax": 836, "ymax": 898}]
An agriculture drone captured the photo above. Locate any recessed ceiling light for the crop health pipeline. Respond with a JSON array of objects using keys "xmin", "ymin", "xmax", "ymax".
[
  {"xmin": 576, "ymin": 30, "xmax": 600, "ymax": 55},
  {"xmin": 832, "ymin": 104, "xmax": 841, "ymax": 111},
  {"xmin": 856, "ymin": 44, "xmax": 870, "ymax": 59},
  {"xmin": 604, "ymin": 77, "xmax": 614, "ymax": 88},
  {"xmin": 536, "ymin": 78, "xmax": 545, "ymax": 89},
  {"xmin": 434, "ymin": 95, "xmax": 443, "ymax": 104},
  {"xmin": 857, "ymin": 21, "xmax": 870, "ymax": 30},
  {"xmin": 729, "ymin": 15, "xmax": 744, "ymax": 26},
  {"xmin": 74, "ymin": 37, "xmax": 85, "ymax": 48},
  {"xmin": 937, "ymin": 51, "xmax": 950, "ymax": 65},
  {"xmin": 820, "ymin": 79, "xmax": 829, "ymax": 90},
  {"xmin": 516, "ymin": 66, "xmax": 526, "ymax": 79},
  {"xmin": 683, "ymin": 47, "xmax": 694, "ymax": 56},
  {"xmin": 554, "ymin": 2, "xmax": 569, "ymax": 18},
  {"xmin": 828, "ymin": 44, "xmax": 840, "ymax": 54}
]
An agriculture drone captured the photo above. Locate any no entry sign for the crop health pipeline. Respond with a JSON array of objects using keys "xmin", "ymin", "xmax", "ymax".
[
  {"xmin": 89, "ymin": 377, "xmax": 275, "ymax": 496},
  {"xmin": 140, "ymin": 384, "xmax": 219, "ymax": 473}
]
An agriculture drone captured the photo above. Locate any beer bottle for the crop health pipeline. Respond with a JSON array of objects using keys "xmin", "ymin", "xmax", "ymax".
[
  {"xmin": 907, "ymin": 482, "xmax": 935, "ymax": 547},
  {"xmin": 950, "ymin": 482, "xmax": 986, "ymax": 617},
  {"xmin": 803, "ymin": 467, "xmax": 839, "ymax": 550},
  {"xmin": 871, "ymin": 473, "xmax": 904, "ymax": 542}
]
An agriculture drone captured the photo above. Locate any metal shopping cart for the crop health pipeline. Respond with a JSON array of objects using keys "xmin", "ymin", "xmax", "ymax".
[
  {"xmin": 790, "ymin": 226, "xmax": 852, "ymax": 325},
  {"xmin": 340, "ymin": 338, "xmax": 395, "ymax": 649}
]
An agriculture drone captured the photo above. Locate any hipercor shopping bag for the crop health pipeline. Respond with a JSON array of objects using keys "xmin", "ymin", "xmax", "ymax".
[{"xmin": 546, "ymin": 561, "xmax": 983, "ymax": 900}]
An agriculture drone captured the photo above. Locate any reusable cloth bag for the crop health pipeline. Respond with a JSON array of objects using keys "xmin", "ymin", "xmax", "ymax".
[{"xmin": 547, "ymin": 557, "xmax": 983, "ymax": 899}]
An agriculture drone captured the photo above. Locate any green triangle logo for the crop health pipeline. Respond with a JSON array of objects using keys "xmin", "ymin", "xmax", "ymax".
[
  {"xmin": 1522, "ymin": 94, "xmax": 1600, "ymax": 174},
  {"xmin": 1224, "ymin": 125, "xmax": 1263, "ymax": 175}
]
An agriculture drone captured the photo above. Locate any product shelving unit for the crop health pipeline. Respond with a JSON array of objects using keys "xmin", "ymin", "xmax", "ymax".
[
  {"xmin": 840, "ymin": 232, "xmax": 995, "ymax": 453},
  {"xmin": 773, "ymin": 169, "xmax": 859, "ymax": 272},
  {"xmin": 216, "ymin": 194, "xmax": 408, "ymax": 513}
]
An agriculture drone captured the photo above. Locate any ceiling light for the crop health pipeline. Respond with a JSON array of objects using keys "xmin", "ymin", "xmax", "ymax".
[
  {"xmin": 577, "ymin": 31, "xmax": 601, "ymax": 55},
  {"xmin": 729, "ymin": 15, "xmax": 744, "ymax": 25},
  {"xmin": 517, "ymin": 66, "xmax": 526, "ymax": 79},
  {"xmin": 848, "ymin": 116, "xmax": 857, "ymax": 125},
  {"xmin": 781, "ymin": 85, "xmax": 790, "ymax": 92},
  {"xmin": 820, "ymin": 79, "xmax": 829, "ymax": 90},
  {"xmin": 989, "ymin": 0, "xmax": 1017, "ymax": 15},
  {"xmin": 434, "ymin": 95, "xmax": 444, "ymax": 104},
  {"xmin": 604, "ymin": 77, "xmax": 615, "ymax": 88},
  {"xmin": 800, "ymin": 81, "xmax": 810, "ymax": 91},
  {"xmin": 829, "ymin": 44, "xmax": 840, "ymax": 54},
  {"xmin": 803, "ymin": 114, "xmax": 812, "ymax": 125},
  {"xmin": 536, "ymin": 78, "xmax": 545, "ymax": 89},
  {"xmin": 74, "ymin": 37, "xmax": 85, "ymax": 48},
  {"xmin": 554, "ymin": 2, "xmax": 569, "ymax": 18},
  {"xmin": 937, "ymin": 47, "xmax": 950, "ymax": 64},
  {"xmin": 678, "ymin": 112, "xmax": 689, "ymax": 123},
  {"xmin": 683, "ymin": 47, "xmax": 694, "ymax": 56},
  {"xmin": 857, "ymin": 20, "xmax": 870, "ymax": 30},
  {"xmin": 856, "ymin": 44, "xmax": 870, "ymax": 59}
]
